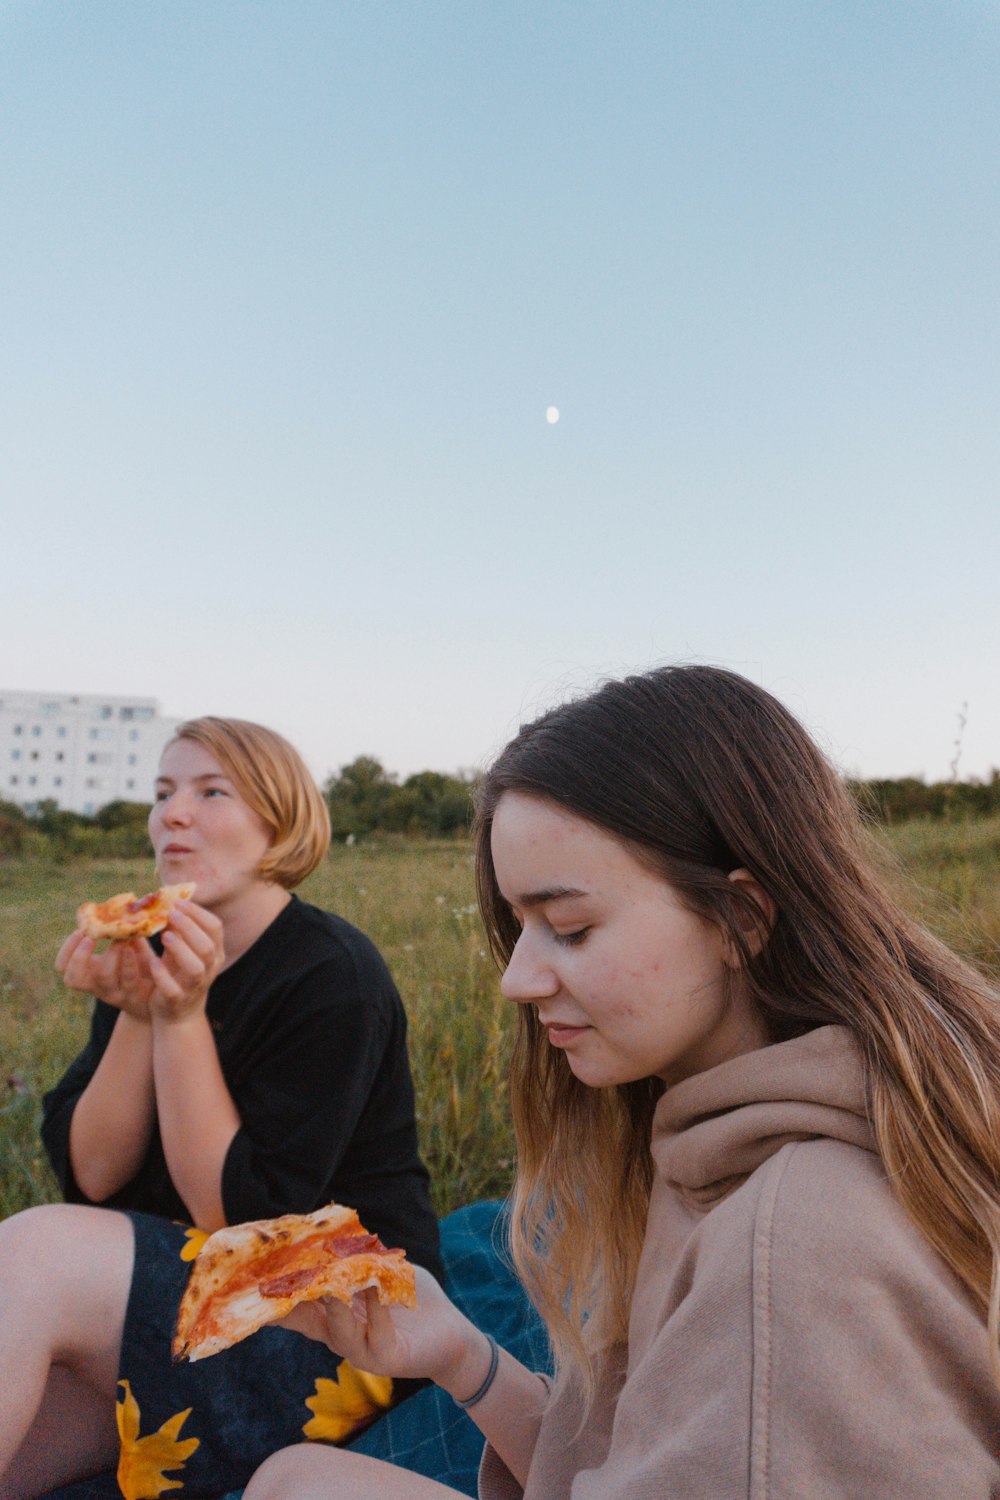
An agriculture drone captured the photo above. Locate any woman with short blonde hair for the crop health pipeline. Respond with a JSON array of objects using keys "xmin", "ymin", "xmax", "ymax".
[{"xmin": 0, "ymin": 716, "xmax": 440, "ymax": 1499}]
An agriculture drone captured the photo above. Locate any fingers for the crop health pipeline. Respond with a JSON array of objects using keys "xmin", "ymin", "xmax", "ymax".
[
  {"xmin": 169, "ymin": 902, "xmax": 225, "ymax": 960},
  {"xmin": 160, "ymin": 905, "xmax": 225, "ymax": 981},
  {"xmin": 55, "ymin": 930, "xmax": 90, "ymax": 979}
]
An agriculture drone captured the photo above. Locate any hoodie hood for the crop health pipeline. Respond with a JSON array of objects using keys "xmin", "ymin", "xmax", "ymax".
[{"xmin": 651, "ymin": 1025, "xmax": 875, "ymax": 1207}]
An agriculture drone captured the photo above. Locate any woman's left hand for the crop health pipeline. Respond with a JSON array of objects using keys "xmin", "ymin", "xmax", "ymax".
[{"xmin": 148, "ymin": 902, "xmax": 226, "ymax": 1025}]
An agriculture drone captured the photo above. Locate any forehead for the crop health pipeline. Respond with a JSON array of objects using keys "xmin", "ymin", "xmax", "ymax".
[
  {"xmin": 157, "ymin": 737, "xmax": 229, "ymax": 780},
  {"xmin": 490, "ymin": 792, "xmax": 650, "ymax": 897}
]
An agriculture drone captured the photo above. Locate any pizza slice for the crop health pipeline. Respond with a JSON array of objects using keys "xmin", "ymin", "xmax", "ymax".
[
  {"xmin": 76, "ymin": 883, "xmax": 197, "ymax": 941},
  {"xmin": 173, "ymin": 1202, "xmax": 417, "ymax": 1362}
]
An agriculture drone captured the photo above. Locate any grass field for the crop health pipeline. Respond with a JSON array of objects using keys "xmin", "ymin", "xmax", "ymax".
[{"xmin": 2, "ymin": 819, "xmax": 998, "ymax": 1223}]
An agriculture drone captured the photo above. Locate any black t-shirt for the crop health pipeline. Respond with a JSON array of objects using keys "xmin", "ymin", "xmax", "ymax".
[{"xmin": 41, "ymin": 896, "xmax": 442, "ymax": 1280}]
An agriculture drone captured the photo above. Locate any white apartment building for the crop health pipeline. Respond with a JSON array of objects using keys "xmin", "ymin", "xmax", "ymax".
[{"xmin": 0, "ymin": 691, "xmax": 181, "ymax": 815}]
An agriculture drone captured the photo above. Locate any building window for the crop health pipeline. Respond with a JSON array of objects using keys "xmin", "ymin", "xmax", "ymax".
[
  {"xmin": 129, "ymin": 729, "xmax": 139, "ymax": 741},
  {"xmin": 54, "ymin": 776, "xmax": 62, "ymax": 787},
  {"xmin": 30, "ymin": 751, "xmax": 39, "ymax": 761},
  {"xmin": 9, "ymin": 776, "xmax": 18, "ymax": 785},
  {"xmin": 85, "ymin": 777, "xmax": 102, "ymax": 789},
  {"xmin": 127, "ymin": 753, "xmax": 137, "ymax": 765},
  {"xmin": 12, "ymin": 725, "xmax": 22, "ymax": 736},
  {"xmin": 11, "ymin": 750, "xmax": 20, "ymax": 761},
  {"xmin": 56, "ymin": 751, "xmax": 64, "ymax": 762},
  {"xmin": 28, "ymin": 776, "xmax": 37, "ymax": 786},
  {"xmin": 31, "ymin": 725, "xmax": 41, "ymax": 737},
  {"xmin": 84, "ymin": 802, "xmax": 94, "ymax": 815},
  {"xmin": 41, "ymin": 702, "xmax": 61, "ymax": 716},
  {"xmin": 135, "ymin": 707, "xmax": 154, "ymax": 721},
  {"xmin": 100, "ymin": 705, "xmax": 113, "ymax": 719},
  {"xmin": 57, "ymin": 726, "xmax": 67, "ymax": 738},
  {"xmin": 126, "ymin": 778, "xmax": 135, "ymax": 790}
]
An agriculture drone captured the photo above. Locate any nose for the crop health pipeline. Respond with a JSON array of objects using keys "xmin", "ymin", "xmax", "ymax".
[
  {"xmin": 500, "ymin": 929, "xmax": 560, "ymax": 1006},
  {"xmin": 160, "ymin": 790, "xmax": 194, "ymax": 828}
]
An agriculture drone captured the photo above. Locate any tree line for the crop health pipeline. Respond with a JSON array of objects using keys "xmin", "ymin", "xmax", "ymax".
[{"xmin": 1, "ymin": 760, "xmax": 998, "ymax": 859}]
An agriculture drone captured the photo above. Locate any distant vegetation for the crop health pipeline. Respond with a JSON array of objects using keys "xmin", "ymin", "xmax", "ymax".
[
  {"xmin": 2, "ymin": 761, "xmax": 999, "ymax": 860},
  {"xmin": 2, "ymin": 816, "xmax": 998, "ymax": 1220}
]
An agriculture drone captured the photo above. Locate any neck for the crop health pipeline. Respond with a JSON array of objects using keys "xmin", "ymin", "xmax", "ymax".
[{"xmin": 214, "ymin": 883, "xmax": 292, "ymax": 970}]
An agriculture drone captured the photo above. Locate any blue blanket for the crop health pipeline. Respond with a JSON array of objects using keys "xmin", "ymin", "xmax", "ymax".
[{"xmin": 43, "ymin": 1200, "xmax": 550, "ymax": 1500}]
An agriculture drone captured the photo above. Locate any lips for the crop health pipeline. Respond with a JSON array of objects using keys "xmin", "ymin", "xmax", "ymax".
[
  {"xmin": 163, "ymin": 844, "xmax": 194, "ymax": 855},
  {"xmin": 540, "ymin": 1019, "xmax": 590, "ymax": 1047}
]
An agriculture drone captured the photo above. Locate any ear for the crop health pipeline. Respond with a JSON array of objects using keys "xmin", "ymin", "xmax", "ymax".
[{"xmin": 723, "ymin": 868, "xmax": 777, "ymax": 965}]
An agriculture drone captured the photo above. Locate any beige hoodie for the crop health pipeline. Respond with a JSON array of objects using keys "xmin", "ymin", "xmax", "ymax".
[{"xmin": 480, "ymin": 1026, "xmax": 1000, "ymax": 1499}]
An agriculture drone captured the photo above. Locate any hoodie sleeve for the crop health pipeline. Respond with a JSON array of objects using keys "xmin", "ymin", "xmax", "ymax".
[
  {"xmin": 480, "ymin": 1140, "xmax": 1000, "ymax": 1500},
  {"xmin": 753, "ymin": 1139, "xmax": 1000, "ymax": 1500}
]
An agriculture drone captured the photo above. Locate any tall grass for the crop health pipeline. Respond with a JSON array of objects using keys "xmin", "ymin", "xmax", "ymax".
[
  {"xmin": 0, "ymin": 844, "xmax": 514, "ymax": 1221},
  {"xmin": 2, "ymin": 820, "xmax": 998, "ymax": 1222}
]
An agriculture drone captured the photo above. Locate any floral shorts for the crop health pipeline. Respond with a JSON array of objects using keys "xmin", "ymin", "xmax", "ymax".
[{"xmin": 114, "ymin": 1211, "xmax": 399, "ymax": 1500}]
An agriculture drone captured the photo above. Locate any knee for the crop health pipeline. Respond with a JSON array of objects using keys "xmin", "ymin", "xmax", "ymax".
[
  {"xmin": 244, "ymin": 1444, "xmax": 337, "ymax": 1500},
  {"xmin": 0, "ymin": 1204, "xmax": 133, "ymax": 1320},
  {"xmin": 0, "ymin": 1203, "xmax": 68, "ymax": 1275}
]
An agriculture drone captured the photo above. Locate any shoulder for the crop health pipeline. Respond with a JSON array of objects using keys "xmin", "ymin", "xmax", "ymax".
[
  {"xmin": 679, "ymin": 1136, "xmax": 978, "ymax": 1341},
  {"xmin": 272, "ymin": 899, "xmax": 403, "ymax": 1010},
  {"xmin": 737, "ymin": 1146, "xmax": 998, "ymax": 1492},
  {"xmin": 751, "ymin": 1136, "xmax": 927, "ymax": 1269}
]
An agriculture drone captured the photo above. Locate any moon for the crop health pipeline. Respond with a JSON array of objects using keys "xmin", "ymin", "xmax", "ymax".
[{"xmin": 545, "ymin": 406, "xmax": 560, "ymax": 424}]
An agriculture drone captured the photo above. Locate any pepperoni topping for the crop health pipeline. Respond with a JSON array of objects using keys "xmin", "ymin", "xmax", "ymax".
[
  {"xmin": 260, "ymin": 1265, "xmax": 322, "ymax": 1298},
  {"xmin": 329, "ymin": 1234, "xmax": 384, "ymax": 1257}
]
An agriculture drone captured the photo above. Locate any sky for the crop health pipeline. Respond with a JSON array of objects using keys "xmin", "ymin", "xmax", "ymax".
[{"xmin": 2, "ymin": 1, "xmax": 998, "ymax": 790}]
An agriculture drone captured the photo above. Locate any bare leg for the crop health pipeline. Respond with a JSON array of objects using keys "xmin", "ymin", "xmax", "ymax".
[
  {"xmin": 0, "ymin": 1204, "xmax": 134, "ymax": 1500},
  {"xmin": 245, "ymin": 1443, "xmax": 468, "ymax": 1500}
]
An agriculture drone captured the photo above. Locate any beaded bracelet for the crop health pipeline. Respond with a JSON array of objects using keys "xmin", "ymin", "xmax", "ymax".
[{"xmin": 454, "ymin": 1332, "xmax": 500, "ymax": 1410}]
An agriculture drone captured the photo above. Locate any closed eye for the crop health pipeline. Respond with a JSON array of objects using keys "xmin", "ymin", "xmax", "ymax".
[{"xmin": 554, "ymin": 927, "xmax": 590, "ymax": 948}]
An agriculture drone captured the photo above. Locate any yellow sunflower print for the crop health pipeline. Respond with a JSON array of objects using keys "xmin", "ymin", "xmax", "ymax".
[
  {"xmin": 303, "ymin": 1360, "xmax": 394, "ymax": 1443},
  {"xmin": 116, "ymin": 1379, "xmax": 200, "ymax": 1500},
  {"xmin": 179, "ymin": 1227, "xmax": 209, "ymax": 1262}
]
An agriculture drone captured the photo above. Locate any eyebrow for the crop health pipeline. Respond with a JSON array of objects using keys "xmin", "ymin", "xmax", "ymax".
[
  {"xmin": 515, "ymin": 885, "xmax": 589, "ymax": 908},
  {"xmin": 154, "ymin": 772, "xmax": 231, "ymax": 786}
]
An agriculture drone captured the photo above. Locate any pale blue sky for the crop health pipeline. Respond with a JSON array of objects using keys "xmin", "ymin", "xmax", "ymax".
[{"xmin": 2, "ymin": 1, "xmax": 997, "ymax": 787}]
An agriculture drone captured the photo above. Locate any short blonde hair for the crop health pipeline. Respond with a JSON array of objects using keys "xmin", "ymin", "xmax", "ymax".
[{"xmin": 168, "ymin": 717, "xmax": 330, "ymax": 889}]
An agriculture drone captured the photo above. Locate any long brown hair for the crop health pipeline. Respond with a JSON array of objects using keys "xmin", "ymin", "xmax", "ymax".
[{"xmin": 474, "ymin": 665, "xmax": 1000, "ymax": 1400}]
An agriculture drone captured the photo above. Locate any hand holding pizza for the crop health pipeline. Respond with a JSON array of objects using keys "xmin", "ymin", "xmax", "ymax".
[
  {"xmin": 145, "ymin": 901, "xmax": 226, "ymax": 1026},
  {"xmin": 281, "ymin": 1265, "xmax": 491, "ymax": 1401},
  {"xmin": 56, "ymin": 930, "xmax": 160, "ymax": 1023}
]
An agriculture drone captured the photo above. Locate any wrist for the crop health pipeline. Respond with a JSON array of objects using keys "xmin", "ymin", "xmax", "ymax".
[
  {"xmin": 437, "ymin": 1323, "xmax": 499, "ymax": 1406},
  {"xmin": 151, "ymin": 1003, "xmax": 210, "ymax": 1034}
]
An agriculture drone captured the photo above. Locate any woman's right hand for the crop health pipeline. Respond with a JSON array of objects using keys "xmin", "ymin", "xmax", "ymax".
[
  {"xmin": 280, "ymin": 1266, "xmax": 493, "ymax": 1400},
  {"xmin": 56, "ymin": 930, "xmax": 158, "ymax": 1022}
]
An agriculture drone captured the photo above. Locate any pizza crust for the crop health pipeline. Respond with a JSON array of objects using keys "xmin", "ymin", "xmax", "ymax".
[
  {"xmin": 173, "ymin": 1202, "xmax": 418, "ymax": 1362},
  {"xmin": 76, "ymin": 883, "xmax": 197, "ymax": 941}
]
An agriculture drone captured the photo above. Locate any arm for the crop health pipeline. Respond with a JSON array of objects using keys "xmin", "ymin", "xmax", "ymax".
[
  {"xmin": 143, "ymin": 903, "xmax": 236, "ymax": 1231},
  {"xmin": 52, "ymin": 932, "xmax": 159, "ymax": 1201},
  {"xmin": 536, "ymin": 1142, "xmax": 1000, "ymax": 1500}
]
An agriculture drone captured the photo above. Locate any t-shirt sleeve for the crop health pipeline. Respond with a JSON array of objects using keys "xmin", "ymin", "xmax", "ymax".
[
  {"xmin": 39, "ymin": 1000, "xmax": 119, "ymax": 1203},
  {"xmin": 219, "ymin": 946, "xmax": 396, "ymax": 1224}
]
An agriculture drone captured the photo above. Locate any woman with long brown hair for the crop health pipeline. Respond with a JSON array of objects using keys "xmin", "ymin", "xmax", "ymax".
[{"xmin": 245, "ymin": 665, "xmax": 1000, "ymax": 1498}]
